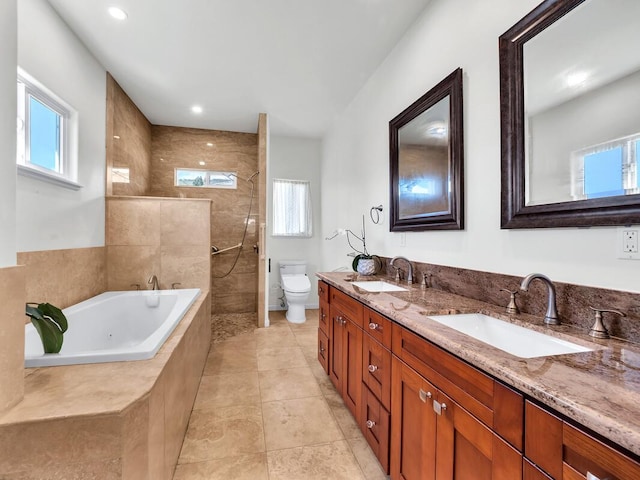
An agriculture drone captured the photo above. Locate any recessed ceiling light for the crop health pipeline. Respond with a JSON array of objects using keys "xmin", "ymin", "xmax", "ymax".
[
  {"xmin": 108, "ymin": 6, "xmax": 128, "ymax": 20},
  {"xmin": 113, "ymin": 135, "xmax": 121, "ymax": 139},
  {"xmin": 566, "ymin": 71, "xmax": 588, "ymax": 87},
  {"xmin": 191, "ymin": 105, "xmax": 203, "ymax": 114},
  {"xmin": 198, "ymin": 161, "xmax": 206, "ymax": 166},
  {"xmin": 206, "ymin": 142, "xmax": 213, "ymax": 147}
]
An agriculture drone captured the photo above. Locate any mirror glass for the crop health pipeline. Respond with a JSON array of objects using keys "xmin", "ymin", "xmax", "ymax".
[
  {"xmin": 397, "ymin": 96, "xmax": 450, "ymax": 219},
  {"xmin": 523, "ymin": 0, "xmax": 640, "ymax": 207},
  {"xmin": 390, "ymin": 68, "xmax": 463, "ymax": 231}
]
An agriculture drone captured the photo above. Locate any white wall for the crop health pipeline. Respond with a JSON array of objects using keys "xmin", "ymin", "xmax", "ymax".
[
  {"xmin": 321, "ymin": 0, "xmax": 640, "ymax": 293},
  {"xmin": 16, "ymin": 0, "xmax": 106, "ymax": 252},
  {"xmin": 0, "ymin": 0, "xmax": 17, "ymax": 267},
  {"xmin": 269, "ymin": 136, "xmax": 322, "ymax": 309}
]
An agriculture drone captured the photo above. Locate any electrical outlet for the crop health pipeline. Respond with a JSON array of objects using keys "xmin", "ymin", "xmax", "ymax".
[{"xmin": 617, "ymin": 227, "xmax": 640, "ymax": 260}]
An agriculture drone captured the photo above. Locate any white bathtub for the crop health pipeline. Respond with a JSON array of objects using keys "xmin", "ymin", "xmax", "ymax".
[{"xmin": 24, "ymin": 288, "xmax": 201, "ymax": 367}]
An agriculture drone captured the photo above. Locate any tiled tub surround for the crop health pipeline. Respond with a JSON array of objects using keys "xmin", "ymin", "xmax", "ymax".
[
  {"xmin": 0, "ymin": 266, "xmax": 26, "ymax": 414},
  {"xmin": 0, "ymin": 291, "xmax": 211, "ymax": 479},
  {"xmin": 106, "ymin": 196, "xmax": 211, "ymax": 293},
  {"xmin": 18, "ymin": 246, "xmax": 106, "ymax": 312},
  {"xmin": 379, "ymin": 257, "xmax": 640, "ymax": 344},
  {"xmin": 318, "ymin": 271, "xmax": 640, "ymax": 458}
]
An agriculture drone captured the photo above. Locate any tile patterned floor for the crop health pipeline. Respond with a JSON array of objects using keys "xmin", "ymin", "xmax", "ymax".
[{"xmin": 173, "ymin": 310, "xmax": 388, "ymax": 480}]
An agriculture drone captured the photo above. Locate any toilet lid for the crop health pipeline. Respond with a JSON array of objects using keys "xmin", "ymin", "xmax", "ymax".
[{"xmin": 282, "ymin": 275, "xmax": 311, "ymax": 293}]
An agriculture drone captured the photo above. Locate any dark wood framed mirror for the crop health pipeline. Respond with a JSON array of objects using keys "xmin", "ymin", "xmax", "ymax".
[
  {"xmin": 390, "ymin": 68, "xmax": 464, "ymax": 231},
  {"xmin": 500, "ymin": 0, "xmax": 640, "ymax": 228}
]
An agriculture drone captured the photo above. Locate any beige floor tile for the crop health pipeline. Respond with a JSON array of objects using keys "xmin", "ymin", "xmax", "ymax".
[
  {"xmin": 203, "ymin": 343, "xmax": 257, "ymax": 376},
  {"xmin": 347, "ymin": 436, "xmax": 388, "ymax": 480},
  {"xmin": 178, "ymin": 405, "xmax": 265, "ymax": 463},
  {"xmin": 255, "ymin": 329, "xmax": 299, "ymax": 349},
  {"xmin": 173, "ymin": 453, "xmax": 269, "ymax": 480},
  {"xmin": 194, "ymin": 372, "xmax": 260, "ymax": 409},
  {"xmin": 257, "ymin": 346, "xmax": 308, "ymax": 371},
  {"xmin": 308, "ymin": 359, "xmax": 338, "ymax": 397},
  {"xmin": 258, "ymin": 367, "xmax": 322, "ymax": 402},
  {"xmin": 293, "ymin": 328, "xmax": 318, "ymax": 348},
  {"xmin": 262, "ymin": 397, "xmax": 343, "ymax": 451},
  {"xmin": 267, "ymin": 440, "xmax": 366, "ymax": 480},
  {"xmin": 325, "ymin": 392, "xmax": 362, "ymax": 439}
]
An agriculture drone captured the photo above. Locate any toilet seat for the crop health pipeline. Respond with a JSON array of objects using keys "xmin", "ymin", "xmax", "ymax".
[{"xmin": 281, "ymin": 274, "xmax": 310, "ymax": 293}]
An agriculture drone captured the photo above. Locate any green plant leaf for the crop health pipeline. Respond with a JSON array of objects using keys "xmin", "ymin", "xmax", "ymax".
[
  {"xmin": 26, "ymin": 304, "xmax": 45, "ymax": 322},
  {"xmin": 30, "ymin": 317, "xmax": 64, "ymax": 353},
  {"xmin": 38, "ymin": 303, "xmax": 68, "ymax": 333}
]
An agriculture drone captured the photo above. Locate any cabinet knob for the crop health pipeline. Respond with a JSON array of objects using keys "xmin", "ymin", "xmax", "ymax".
[
  {"xmin": 336, "ymin": 316, "xmax": 344, "ymax": 325},
  {"xmin": 366, "ymin": 420, "xmax": 376, "ymax": 429},
  {"xmin": 368, "ymin": 322, "xmax": 381, "ymax": 331},
  {"xmin": 433, "ymin": 400, "xmax": 447, "ymax": 415},
  {"xmin": 319, "ymin": 346, "xmax": 325, "ymax": 354},
  {"xmin": 419, "ymin": 389, "xmax": 432, "ymax": 403},
  {"xmin": 321, "ymin": 313, "xmax": 326, "ymax": 320},
  {"xmin": 368, "ymin": 364, "xmax": 378, "ymax": 373}
]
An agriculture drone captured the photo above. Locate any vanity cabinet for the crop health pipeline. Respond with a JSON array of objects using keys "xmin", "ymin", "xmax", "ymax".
[
  {"xmin": 525, "ymin": 400, "xmax": 640, "ymax": 480},
  {"xmin": 317, "ymin": 280, "xmax": 640, "ymax": 480},
  {"xmin": 391, "ymin": 323, "xmax": 523, "ymax": 480},
  {"xmin": 328, "ymin": 287, "xmax": 364, "ymax": 423}
]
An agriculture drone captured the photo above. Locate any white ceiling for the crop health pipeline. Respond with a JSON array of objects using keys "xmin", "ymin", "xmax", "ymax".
[{"xmin": 47, "ymin": 0, "xmax": 432, "ymax": 137}]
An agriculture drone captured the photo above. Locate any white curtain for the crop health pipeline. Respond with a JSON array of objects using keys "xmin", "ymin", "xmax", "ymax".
[{"xmin": 272, "ymin": 179, "xmax": 312, "ymax": 237}]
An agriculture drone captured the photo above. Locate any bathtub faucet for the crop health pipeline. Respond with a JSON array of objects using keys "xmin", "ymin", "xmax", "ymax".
[{"xmin": 148, "ymin": 275, "xmax": 160, "ymax": 290}]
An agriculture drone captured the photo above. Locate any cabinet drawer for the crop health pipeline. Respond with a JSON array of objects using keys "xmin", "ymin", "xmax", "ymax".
[
  {"xmin": 362, "ymin": 334, "xmax": 391, "ymax": 410},
  {"xmin": 365, "ymin": 308, "xmax": 392, "ymax": 349},
  {"xmin": 525, "ymin": 400, "xmax": 562, "ymax": 479},
  {"xmin": 330, "ymin": 287, "xmax": 363, "ymax": 327},
  {"xmin": 318, "ymin": 328, "xmax": 329, "ymax": 375},
  {"xmin": 563, "ymin": 422, "xmax": 640, "ymax": 480},
  {"xmin": 361, "ymin": 384, "xmax": 390, "ymax": 474},
  {"xmin": 318, "ymin": 298, "xmax": 329, "ymax": 335},
  {"xmin": 524, "ymin": 459, "xmax": 552, "ymax": 480},
  {"xmin": 392, "ymin": 322, "xmax": 494, "ymax": 427},
  {"xmin": 318, "ymin": 280, "xmax": 329, "ymax": 303}
]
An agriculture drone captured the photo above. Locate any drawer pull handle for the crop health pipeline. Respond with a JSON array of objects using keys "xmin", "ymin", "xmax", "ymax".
[
  {"xmin": 368, "ymin": 364, "xmax": 378, "ymax": 373},
  {"xmin": 419, "ymin": 389, "xmax": 432, "ymax": 403},
  {"xmin": 366, "ymin": 420, "xmax": 376, "ymax": 429},
  {"xmin": 336, "ymin": 316, "xmax": 345, "ymax": 325},
  {"xmin": 368, "ymin": 322, "xmax": 381, "ymax": 331},
  {"xmin": 433, "ymin": 400, "xmax": 447, "ymax": 415}
]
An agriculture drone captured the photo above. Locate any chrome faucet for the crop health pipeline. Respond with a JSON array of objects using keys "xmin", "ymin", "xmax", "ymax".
[
  {"xmin": 390, "ymin": 256, "xmax": 413, "ymax": 284},
  {"xmin": 519, "ymin": 273, "xmax": 559, "ymax": 325},
  {"xmin": 148, "ymin": 275, "xmax": 160, "ymax": 290}
]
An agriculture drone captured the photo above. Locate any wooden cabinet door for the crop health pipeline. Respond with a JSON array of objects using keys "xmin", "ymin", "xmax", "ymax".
[
  {"xmin": 362, "ymin": 333, "xmax": 391, "ymax": 411},
  {"xmin": 317, "ymin": 328, "xmax": 329, "ymax": 375},
  {"xmin": 435, "ymin": 390, "xmax": 522, "ymax": 480},
  {"xmin": 328, "ymin": 306, "xmax": 344, "ymax": 394},
  {"xmin": 361, "ymin": 384, "xmax": 390, "ymax": 473},
  {"xmin": 391, "ymin": 357, "xmax": 437, "ymax": 480},
  {"xmin": 318, "ymin": 298, "xmax": 329, "ymax": 335},
  {"xmin": 342, "ymin": 318, "xmax": 363, "ymax": 423}
]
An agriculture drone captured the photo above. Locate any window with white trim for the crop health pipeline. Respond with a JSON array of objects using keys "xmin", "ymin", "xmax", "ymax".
[
  {"xmin": 570, "ymin": 132, "xmax": 640, "ymax": 200},
  {"xmin": 272, "ymin": 179, "xmax": 312, "ymax": 237},
  {"xmin": 16, "ymin": 69, "xmax": 80, "ymax": 189}
]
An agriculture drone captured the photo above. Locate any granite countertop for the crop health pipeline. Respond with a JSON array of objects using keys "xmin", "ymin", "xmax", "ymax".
[{"xmin": 318, "ymin": 271, "xmax": 640, "ymax": 457}]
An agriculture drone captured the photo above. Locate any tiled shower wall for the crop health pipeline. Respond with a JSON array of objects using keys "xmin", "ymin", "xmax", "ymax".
[
  {"xmin": 149, "ymin": 126, "xmax": 259, "ymax": 314},
  {"xmin": 105, "ymin": 74, "xmax": 259, "ymax": 314}
]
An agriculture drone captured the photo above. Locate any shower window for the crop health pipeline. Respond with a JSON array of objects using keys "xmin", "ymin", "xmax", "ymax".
[
  {"xmin": 272, "ymin": 179, "xmax": 312, "ymax": 237},
  {"xmin": 174, "ymin": 169, "xmax": 237, "ymax": 189}
]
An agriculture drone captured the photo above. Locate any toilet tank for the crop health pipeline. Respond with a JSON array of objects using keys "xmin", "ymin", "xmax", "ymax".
[{"xmin": 279, "ymin": 260, "xmax": 307, "ymax": 276}]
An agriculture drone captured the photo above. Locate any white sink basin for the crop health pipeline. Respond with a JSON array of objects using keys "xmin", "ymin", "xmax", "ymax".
[
  {"xmin": 427, "ymin": 313, "xmax": 593, "ymax": 358},
  {"xmin": 351, "ymin": 281, "xmax": 408, "ymax": 292}
]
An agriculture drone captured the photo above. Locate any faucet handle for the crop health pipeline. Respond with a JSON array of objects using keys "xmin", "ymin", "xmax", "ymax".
[
  {"xmin": 588, "ymin": 306, "xmax": 625, "ymax": 339},
  {"xmin": 130, "ymin": 283, "xmax": 141, "ymax": 291},
  {"xmin": 171, "ymin": 283, "xmax": 182, "ymax": 289},
  {"xmin": 420, "ymin": 272, "xmax": 431, "ymax": 289},
  {"xmin": 500, "ymin": 288, "xmax": 520, "ymax": 315},
  {"xmin": 394, "ymin": 267, "xmax": 403, "ymax": 283}
]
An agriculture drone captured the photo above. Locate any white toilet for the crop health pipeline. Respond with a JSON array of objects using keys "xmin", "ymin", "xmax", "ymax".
[{"xmin": 279, "ymin": 260, "xmax": 311, "ymax": 324}]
